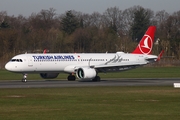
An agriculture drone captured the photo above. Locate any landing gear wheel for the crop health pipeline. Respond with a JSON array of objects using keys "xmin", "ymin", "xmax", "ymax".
[
  {"xmin": 22, "ymin": 74, "xmax": 27, "ymax": 83},
  {"xmin": 67, "ymin": 75, "xmax": 76, "ymax": 81},
  {"xmin": 22, "ymin": 79, "xmax": 27, "ymax": 82},
  {"xmin": 92, "ymin": 76, "xmax": 101, "ymax": 82}
]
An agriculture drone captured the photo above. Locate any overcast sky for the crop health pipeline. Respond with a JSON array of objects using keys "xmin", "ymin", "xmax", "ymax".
[{"xmin": 0, "ymin": 0, "xmax": 180, "ymax": 17}]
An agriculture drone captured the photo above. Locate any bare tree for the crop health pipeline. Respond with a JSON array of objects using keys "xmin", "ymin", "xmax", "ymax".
[{"xmin": 102, "ymin": 7, "xmax": 123, "ymax": 32}]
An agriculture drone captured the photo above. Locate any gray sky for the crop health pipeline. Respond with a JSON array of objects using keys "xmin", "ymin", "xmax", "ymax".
[{"xmin": 0, "ymin": 0, "xmax": 180, "ymax": 17}]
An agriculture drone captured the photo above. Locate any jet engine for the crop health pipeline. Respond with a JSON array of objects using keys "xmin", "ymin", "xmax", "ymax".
[
  {"xmin": 76, "ymin": 67, "xmax": 96, "ymax": 79},
  {"xmin": 40, "ymin": 73, "xmax": 59, "ymax": 79}
]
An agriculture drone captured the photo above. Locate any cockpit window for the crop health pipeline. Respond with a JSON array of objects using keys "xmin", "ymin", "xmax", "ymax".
[
  {"xmin": 10, "ymin": 59, "xmax": 23, "ymax": 62},
  {"xmin": 11, "ymin": 59, "xmax": 16, "ymax": 62}
]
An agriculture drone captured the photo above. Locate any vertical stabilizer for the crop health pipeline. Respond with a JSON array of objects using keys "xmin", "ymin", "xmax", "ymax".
[{"xmin": 132, "ymin": 26, "xmax": 156, "ymax": 55}]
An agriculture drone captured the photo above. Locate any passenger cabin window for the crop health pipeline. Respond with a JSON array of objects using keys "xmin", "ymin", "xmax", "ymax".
[{"xmin": 11, "ymin": 59, "xmax": 23, "ymax": 62}]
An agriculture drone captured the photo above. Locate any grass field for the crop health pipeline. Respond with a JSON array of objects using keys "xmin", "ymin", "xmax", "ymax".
[
  {"xmin": 0, "ymin": 86, "xmax": 180, "ymax": 120},
  {"xmin": 1, "ymin": 66, "xmax": 180, "ymax": 80},
  {"xmin": 1, "ymin": 67, "xmax": 180, "ymax": 120}
]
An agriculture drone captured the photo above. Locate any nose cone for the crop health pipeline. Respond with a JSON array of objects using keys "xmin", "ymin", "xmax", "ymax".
[
  {"xmin": 5, "ymin": 62, "xmax": 17, "ymax": 72},
  {"xmin": 5, "ymin": 62, "xmax": 11, "ymax": 71},
  {"xmin": 5, "ymin": 62, "xmax": 23, "ymax": 73}
]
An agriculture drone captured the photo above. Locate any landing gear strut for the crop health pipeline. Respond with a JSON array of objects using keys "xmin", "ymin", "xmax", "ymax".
[{"xmin": 22, "ymin": 74, "xmax": 27, "ymax": 82}]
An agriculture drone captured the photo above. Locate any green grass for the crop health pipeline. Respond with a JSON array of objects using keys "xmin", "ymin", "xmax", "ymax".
[
  {"xmin": 1, "ymin": 67, "xmax": 180, "ymax": 119},
  {"xmin": 0, "ymin": 86, "xmax": 180, "ymax": 120},
  {"xmin": 100, "ymin": 66, "xmax": 180, "ymax": 78},
  {"xmin": 1, "ymin": 67, "xmax": 180, "ymax": 80}
]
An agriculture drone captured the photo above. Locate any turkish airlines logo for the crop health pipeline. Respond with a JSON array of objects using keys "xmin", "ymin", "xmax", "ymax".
[{"xmin": 139, "ymin": 35, "xmax": 153, "ymax": 54}]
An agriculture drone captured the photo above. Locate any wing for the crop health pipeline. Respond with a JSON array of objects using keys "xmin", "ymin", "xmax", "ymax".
[{"xmin": 94, "ymin": 63, "xmax": 143, "ymax": 73}]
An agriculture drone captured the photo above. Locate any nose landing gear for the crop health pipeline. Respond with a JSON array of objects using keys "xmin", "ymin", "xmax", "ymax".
[{"xmin": 22, "ymin": 74, "xmax": 27, "ymax": 82}]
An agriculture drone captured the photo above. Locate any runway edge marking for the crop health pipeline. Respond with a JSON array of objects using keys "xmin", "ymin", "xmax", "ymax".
[{"xmin": 174, "ymin": 83, "xmax": 180, "ymax": 88}]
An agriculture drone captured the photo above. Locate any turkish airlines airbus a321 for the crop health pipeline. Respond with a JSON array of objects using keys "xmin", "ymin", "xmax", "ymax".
[{"xmin": 5, "ymin": 26, "xmax": 163, "ymax": 82}]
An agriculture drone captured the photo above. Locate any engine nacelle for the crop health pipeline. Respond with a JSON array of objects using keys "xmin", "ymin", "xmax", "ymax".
[
  {"xmin": 76, "ymin": 67, "xmax": 96, "ymax": 79},
  {"xmin": 40, "ymin": 73, "xmax": 59, "ymax": 79}
]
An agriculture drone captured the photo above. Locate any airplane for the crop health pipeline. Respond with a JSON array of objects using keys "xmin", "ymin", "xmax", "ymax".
[{"xmin": 5, "ymin": 26, "xmax": 162, "ymax": 82}]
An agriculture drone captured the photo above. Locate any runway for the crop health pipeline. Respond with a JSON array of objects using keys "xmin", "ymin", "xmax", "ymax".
[{"xmin": 0, "ymin": 78, "xmax": 180, "ymax": 88}]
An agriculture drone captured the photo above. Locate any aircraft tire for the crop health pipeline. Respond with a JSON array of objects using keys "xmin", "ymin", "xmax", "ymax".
[
  {"xmin": 22, "ymin": 79, "xmax": 27, "ymax": 83},
  {"xmin": 92, "ymin": 76, "xmax": 100, "ymax": 82},
  {"xmin": 67, "ymin": 75, "xmax": 76, "ymax": 81}
]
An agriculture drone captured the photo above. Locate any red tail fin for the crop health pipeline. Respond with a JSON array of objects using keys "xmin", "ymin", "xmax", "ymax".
[{"xmin": 132, "ymin": 26, "xmax": 156, "ymax": 55}]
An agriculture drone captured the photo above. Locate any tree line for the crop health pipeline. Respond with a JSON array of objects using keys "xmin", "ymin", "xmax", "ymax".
[{"xmin": 1, "ymin": 6, "xmax": 180, "ymax": 68}]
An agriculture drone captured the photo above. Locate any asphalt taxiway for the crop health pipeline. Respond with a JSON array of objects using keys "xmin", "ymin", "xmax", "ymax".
[{"xmin": 0, "ymin": 78, "xmax": 180, "ymax": 88}]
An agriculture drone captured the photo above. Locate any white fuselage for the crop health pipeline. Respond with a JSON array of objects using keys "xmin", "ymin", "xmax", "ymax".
[{"xmin": 5, "ymin": 52, "xmax": 157, "ymax": 74}]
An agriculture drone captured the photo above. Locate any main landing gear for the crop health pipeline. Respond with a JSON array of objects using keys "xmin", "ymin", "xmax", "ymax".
[
  {"xmin": 92, "ymin": 76, "xmax": 101, "ymax": 82},
  {"xmin": 67, "ymin": 74, "xmax": 100, "ymax": 82},
  {"xmin": 67, "ymin": 74, "xmax": 76, "ymax": 81},
  {"xmin": 22, "ymin": 74, "xmax": 27, "ymax": 82}
]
